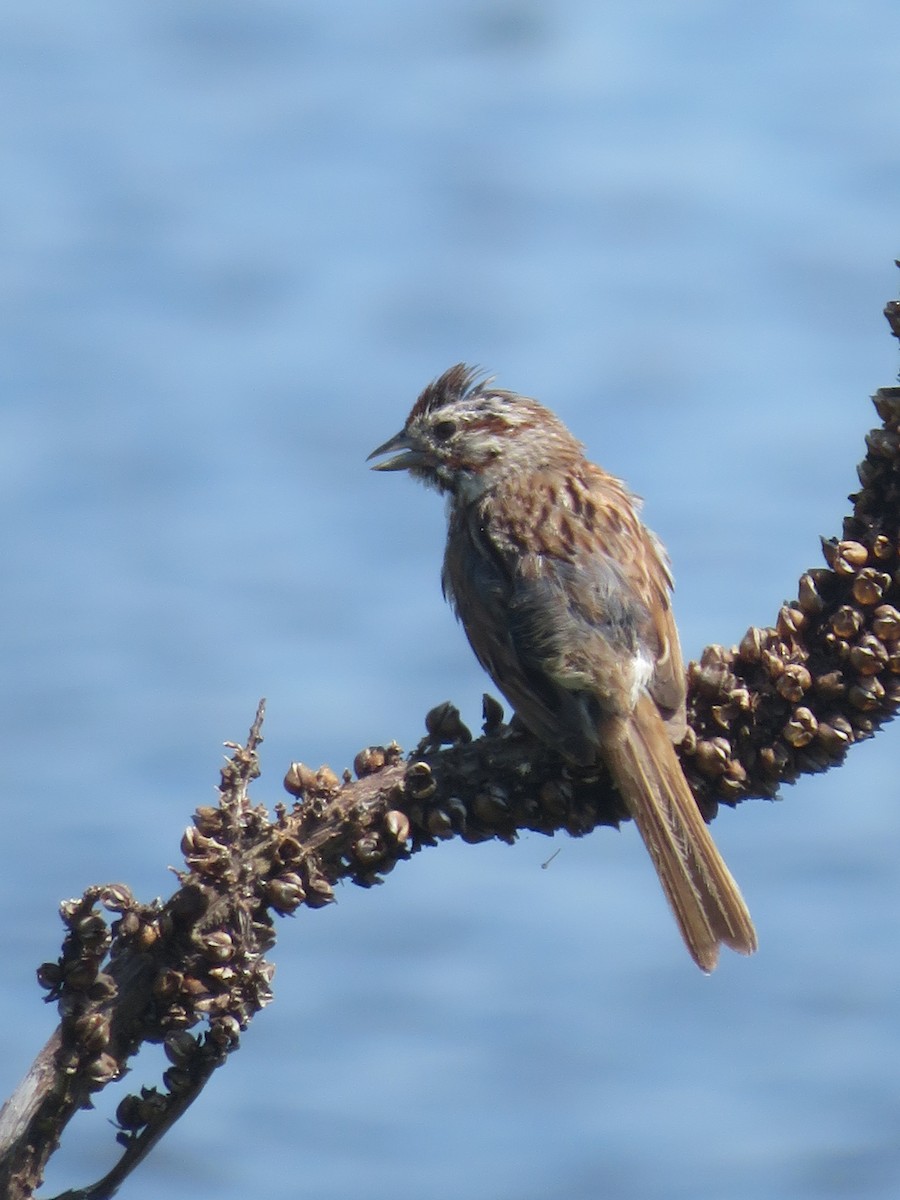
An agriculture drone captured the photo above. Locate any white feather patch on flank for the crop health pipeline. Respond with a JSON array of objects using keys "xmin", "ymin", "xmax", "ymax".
[{"xmin": 630, "ymin": 649, "xmax": 655, "ymax": 708}]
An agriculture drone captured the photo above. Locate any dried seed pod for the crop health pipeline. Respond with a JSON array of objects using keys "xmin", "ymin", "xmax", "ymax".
[
  {"xmin": 833, "ymin": 540, "xmax": 869, "ymax": 575},
  {"xmin": 192, "ymin": 807, "xmax": 224, "ymax": 835},
  {"xmin": 116, "ymin": 1094, "xmax": 148, "ymax": 1131},
  {"xmin": 820, "ymin": 537, "xmax": 839, "ymax": 568},
  {"xmin": 162, "ymin": 1066, "xmax": 193, "ymax": 1096},
  {"xmin": 872, "ymin": 604, "xmax": 900, "ymax": 640},
  {"xmin": 37, "ymin": 961, "xmax": 64, "ymax": 990},
  {"xmin": 265, "ymin": 873, "xmax": 306, "ymax": 914},
  {"xmin": 848, "ymin": 634, "xmax": 889, "ymax": 676},
  {"xmin": 84, "ymin": 1052, "xmax": 120, "ymax": 1088},
  {"xmin": 304, "ymin": 871, "xmax": 335, "ymax": 908},
  {"xmin": 353, "ymin": 833, "xmax": 384, "ymax": 865},
  {"xmin": 679, "ymin": 725, "xmax": 697, "ymax": 754},
  {"xmin": 777, "ymin": 604, "xmax": 807, "ymax": 639},
  {"xmin": 353, "ymin": 746, "xmax": 386, "ymax": 777},
  {"xmin": 737, "ymin": 626, "xmax": 764, "ymax": 663},
  {"xmin": 384, "ymin": 809, "xmax": 411, "ymax": 844},
  {"xmin": 272, "ymin": 835, "xmax": 303, "ymax": 867},
  {"xmin": 848, "ymin": 676, "xmax": 885, "ymax": 711},
  {"xmin": 425, "ymin": 701, "xmax": 472, "ymax": 745},
  {"xmin": 153, "ymin": 969, "xmax": 184, "ymax": 1001},
  {"xmin": 831, "ymin": 606, "xmax": 863, "ymax": 639},
  {"xmin": 316, "ymin": 765, "xmax": 341, "ymax": 792},
  {"xmin": 199, "ymin": 930, "xmax": 234, "ymax": 962},
  {"xmin": 406, "ymin": 760, "xmax": 437, "ymax": 800},
  {"xmin": 776, "ymin": 664, "xmax": 812, "ymax": 702},
  {"xmin": 853, "ymin": 568, "xmax": 891, "ymax": 606},
  {"xmin": 73, "ymin": 1013, "xmax": 112, "ymax": 1054},
  {"xmin": 797, "ymin": 572, "xmax": 825, "ymax": 615},
  {"xmin": 474, "ymin": 783, "xmax": 513, "ymax": 823},
  {"xmin": 816, "ymin": 721, "xmax": 851, "ymax": 757},
  {"xmin": 760, "ymin": 648, "xmax": 785, "ymax": 680},
  {"xmin": 283, "ymin": 761, "xmax": 317, "ymax": 798},
  {"xmin": 872, "ymin": 534, "xmax": 894, "ymax": 562},
  {"xmin": 426, "ymin": 807, "xmax": 454, "ymax": 837},
  {"xmin": 135, "ymin": 919, "xmax": 162, "ymax": 951},
  {"xmin": 866, "ymin": 427, "xmax": 900, "ymax": 459},
  {"xmin": 873, "ymin": 386, "xmax": 900, "ymax": 423},
  {"xmin": 822, "ymin": 631, "xmax": 850, "ymax": 661},
  {"xmin": 164, "ymin": 1031, "xmax": 199, "ymax": 1067},
  {"xmin": 759, "ymin": 741, "xmax": 791, "ymax": 775},
  {"xmin": 694, "ymin": 737, "xmax": 731, "ymax": 779},
  {"xmin": 100, "ymin": 884, "xmax": 135, "ymax": 912},
  {"xmin": 482, "ymin": 693, "xmax": 505, "ymax": 734},
  {"xmin": 783, "ymin": 707, "xmax": 818, "ymax": 748},
  {"xmin": 208, "ymin": 1015, "xmax": 242, "ymax": 1049}
]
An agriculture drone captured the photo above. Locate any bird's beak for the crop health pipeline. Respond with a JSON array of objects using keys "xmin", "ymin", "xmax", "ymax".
[{"xmin": 367, "ymin": 429, "xmax": 424, "ymax": 472}]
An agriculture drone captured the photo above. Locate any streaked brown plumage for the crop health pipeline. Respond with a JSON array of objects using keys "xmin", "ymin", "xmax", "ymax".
[{"xmin": 369, "ymin": 364, "xmax": 757, "ymax": 971}]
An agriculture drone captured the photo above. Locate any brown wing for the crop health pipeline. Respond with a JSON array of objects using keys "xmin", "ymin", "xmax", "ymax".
[{"xmin": 442, "ymin": 462, "xmax": 686, "ymax": 762}]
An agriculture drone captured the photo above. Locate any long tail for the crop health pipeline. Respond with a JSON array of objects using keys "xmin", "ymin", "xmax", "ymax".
[{"xmin": 604, "ymin": 694, "xmax": 757, "ymax": 972}]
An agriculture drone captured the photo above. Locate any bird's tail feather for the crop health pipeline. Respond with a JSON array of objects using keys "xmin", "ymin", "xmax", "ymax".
[{"xmin": 605, "ymin": 694, "xmax": 757, "ymax": 972}]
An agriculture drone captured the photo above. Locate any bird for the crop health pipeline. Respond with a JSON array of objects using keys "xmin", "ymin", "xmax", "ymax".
[{"xmin": 368, "ymin": 364, "xmax": 757, "ymax": 972}]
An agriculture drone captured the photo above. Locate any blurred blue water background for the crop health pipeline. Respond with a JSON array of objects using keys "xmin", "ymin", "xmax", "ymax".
[{"xmin": 2, "ymin": 3, "xmax": 900, "ymax": 1198}]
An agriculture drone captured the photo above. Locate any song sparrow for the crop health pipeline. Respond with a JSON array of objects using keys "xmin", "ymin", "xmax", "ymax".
[{"xmin": 369, "ymin": 364, "xmax": 757, "ymax": 971}]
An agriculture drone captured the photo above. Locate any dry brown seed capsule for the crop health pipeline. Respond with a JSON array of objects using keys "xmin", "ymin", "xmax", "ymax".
[
  {"xmin": 199, "ymin": 931, "xmax": 234, "ymax": 962},
  {"xmin": 872, "ymin": 604, "xmax": 900, "ymax": 640},
  {"xmin": 304, "ymin": 873, "xmax": 335, "ymax": 908},
  {"xmin": 384, "ymin": 809, "xmax": 411, "ymax": 844},
  {"xmin": 777, "ymin": 604, "xmax": 807, "ymax": 639},
  {"xmin": 283, "ymin": 761, "xmax": 317, "ymax": 797},
  {"xmin": 866, "ymin": 427, "xmax": 900, "ymax": 458},
  {"xmin": 426, "ymin": 807, "xmax": 454, "ymax": 837},
  {"xmin": 135, "ymin": 920, "xmax": 161, "ymax": 950},
  {"xmin": 37, "ymin": 961, "xmax": 64, "ymax": 990},
  {"xmin": 474, "ymin": 783, "xmax": 513, "ymax": 823},
  {"xmin": 162, "ymin": 1066, "xmax": 193, "ymax": 1096},
  {"xmin": 833, "ymin": 540, "xmax": 869, "ymax": 575},
  {"xmin": 883, "ymin": 677, "xmax": 900, "ymax": 705},
  {"xmin": 848, "ymin": 676, "xmax": 885, "ymax": 710},
  {"xmin": 482, "ymin": 692, "xmax": 505, "ymax": 734},
  {"xmin": 192, "ymin": 806, "xmax": 223, "ymax": 835},
  {"xmin": 353, "ymin": 746, "xmax": 386, "ymax": 777},
  {"xmin": 116, "ymin": 1094, "xmax": 148, "ymax": 1131},
  {"xmin": 73, "ymin": 1013, "xmax": 112, "ymax": 1054},
  {"xmin": 737, "ymin": 626, "xmax": 764, "ymax": 663},
  {"xmin": 853, "ymin": 569, "xmax": 891, "ymax": 606},
  {"xmin": 100, "ymin": 884, "xmax": 135, "ymax": 912},
  {"xmin": 831, "ymin": 606, "xmax": 863, "ymax": 639},
  {"xmin": 776, "ymin": 664, "xmax": 812, "ymax": 702},
  {"xmin": 153, "ymin": 969, "xmax": 184, "ymax": 1001},
  {"xmin": 783, "ymin": 707, "xmax": 818, "ymax": 748},
  {"xmin": 164, "ymin": 1031, "xmax": 199, "ymax": 1067},
  {"xmin": 84, "ymin": 1052, "xmax": 120, "ymax": 1088},
  {"xmin": 425, "ymin": 700, "xmax": 472, "ymax": 745},
  {"xmin": 272, "ymin": 835, "xmax": 303, "ymax": 867},
  {"xmin": 760, "ymin": 649, "xmax": 785, "ymax": 680},
  {"xmin": 208, "ymin": 1015, "xmax": 242, "ymax": 1049},
  {"xmin": 820, "ymin": 537, "xmax": 839, "ymax": 568},
  {"xmin": 797, "ymin": 573, "xmax": 825, "ymax": 615},
  {"xmin": 316, "ymin": 765, "xmax": 340, "ymax": 792},
  {"xmin": 759, "ymin": 741, "xmax": 792, "ymax": 775},
  {"xmin": 354, "ymin": 833, "xmax": 384, "ymax": 865},
  {"xmin": 266, "ymin": 873, "xmax": 306, "ymax": 914},
  {"xmin": 694, "ymin": 737, "xmax": 731, "ymax": 779},
  {"xmin": 816, "ymin": 721, "xmax": 850, "ymax": 757},
  {"xmin": 872, "ymin": 534, "xmax": 894, "ymax": 561},
  {"xmin": 406, "ymin": 760, "xmax": 437, "ymax": 800},
  {"xmin": 679, "ymin": 725, "xmax": 697, "ymax": 754},
  {"xmin": 849, "ymin": 635, "xmax": 889, "ymax": 676}
]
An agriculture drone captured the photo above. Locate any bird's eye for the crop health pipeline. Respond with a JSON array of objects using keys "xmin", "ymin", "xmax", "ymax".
[{"xmin": 433, "ymin": 419, "xmax": 457, "ymax": 442}]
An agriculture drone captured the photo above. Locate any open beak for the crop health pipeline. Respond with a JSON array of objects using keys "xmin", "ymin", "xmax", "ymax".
[{"xmin": 367, "ymin": 429, "xmax": 424, "ymax": 472}]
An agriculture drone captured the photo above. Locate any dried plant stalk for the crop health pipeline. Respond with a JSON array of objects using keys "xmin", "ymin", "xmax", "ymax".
[{"xmin": 2, "ymin": 315, "xmax": 900, "ymax": 1199}]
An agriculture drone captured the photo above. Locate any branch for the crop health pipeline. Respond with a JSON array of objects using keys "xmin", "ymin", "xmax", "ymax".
[{"xmin": 2, "ymin": 295, "xmax": 900, "ymax": 1197}]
